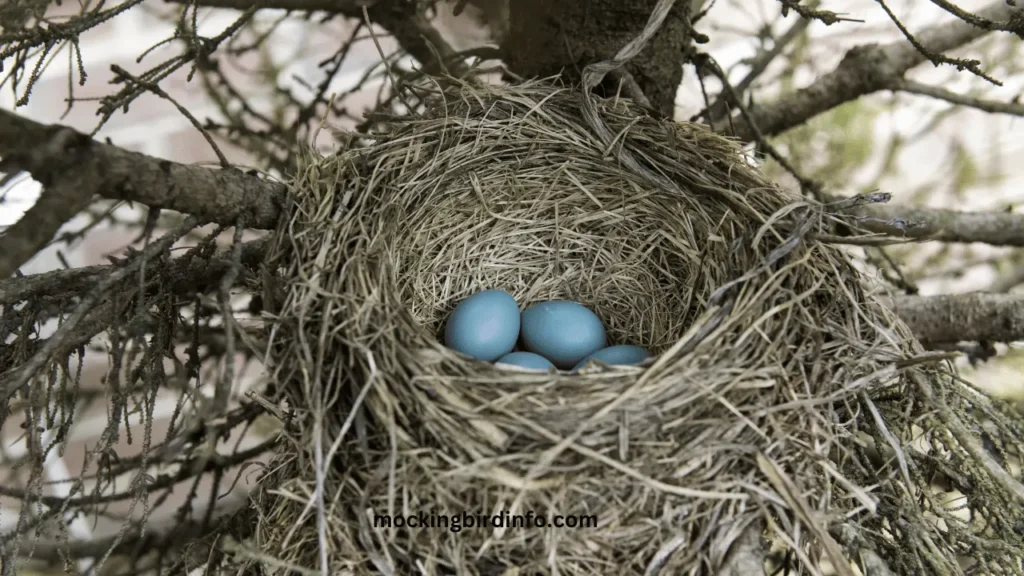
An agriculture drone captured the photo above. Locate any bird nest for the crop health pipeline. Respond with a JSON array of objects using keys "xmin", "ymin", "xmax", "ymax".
[{"xmin": 242, "ymin": 81, "xmax": 1024, "ymax": 575}]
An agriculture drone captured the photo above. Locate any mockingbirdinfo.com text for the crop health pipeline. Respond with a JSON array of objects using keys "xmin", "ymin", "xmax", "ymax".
[{"xmin": 373, "ymin": 510, "xmax": 598, "ymax": 533}]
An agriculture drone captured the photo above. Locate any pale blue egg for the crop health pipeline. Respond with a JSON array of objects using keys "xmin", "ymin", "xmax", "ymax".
[
  {"xmin": 444, "ymin": 289, "xmax": 520, "ymax": 361},
  {"xmin": 495, "ymin": 352, "xmax": 555, "ymax": 371},
  {"xmin": 520, "ymin": 301, "xmax": 606, "ymax": 369},
  {"xmin": 573, "ymin": 345, "xmax": 650, "ymax": 371}
]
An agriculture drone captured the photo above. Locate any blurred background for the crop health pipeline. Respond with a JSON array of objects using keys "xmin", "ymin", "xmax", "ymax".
[{"xmin": 2, "ymin": 0, "xmax": 1022, "ymax": 573}]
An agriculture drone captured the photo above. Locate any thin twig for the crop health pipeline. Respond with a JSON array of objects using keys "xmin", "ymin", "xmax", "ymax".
[
  {"xmin": 874, "ymin": 0, "xmax": 1001, "ymax": 84},
  {"xmin": 0, "ymin": 217, "xmax": 199, "ymax": 402},
  {"xmin": 712, "ymin": 0, "xmax": 1022, "ymax": 140},
  {"xmin": 695, "ymin": 5, "xmax": 815, "ymax": 122},
  {"xmin": 0, "ymin": 238, "xmax": 267, "ymax": 306},
  {"xmin": 926, "ymin": 0, "xmax": 1024, "ymax": 37},
  {"xmin": 213, "ymin": 217, "xmax": 248, "ymax": 415},
  {"xmin": 110, "ymin": 65, "xmax": 231, "ymax": 167},
  {"xmin": 699, "ymin": 54, "xmax": 824, "ymax": 199},
  {"xmin": 0, "ymin": 438, "xmax": 276, "ymax": 547},
  {"xmin": 892, "ymin": 79, "xmax": 1024, "ymax": 116},
  {"xmin": 779, "ymin": 0, "xmax": 864, "ymax": 25}
]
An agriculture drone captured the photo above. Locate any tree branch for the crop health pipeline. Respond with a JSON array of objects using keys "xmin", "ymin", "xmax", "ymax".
[
  {"xmin": 887, "ymin": 292, "xmax": 1024, "ymax": 344},
  {"xmin": 714, "ymin": 1, "xmax": 1023, "ymax": 140},
  {"xmin": 0, "ymin": 437, "xmax": 276, "ymax": 509},
  {"xmin": 0, "ymin": 124, "xmax": 104, "ymax": 278},
  {"xmin": 697, "ymin": 6, "xmax": 815, "ymax": 123},
  {"xmin": 170, "ymin": 0, "xmax": 471, "ymax": 78},
  {"xmin": 0, "ymin": 238, "xmax": 268, "ymax": 306},
  {"xmin": 927, "ymin": 0, "xmax": 1024, "ymax": 36},
  {"xmin": 838, "ymin": 201, "xmax": 1024, "ymax": 246},
  {"xmin": 5, "ymin": 243, "xmax": 1023, "ymax": 348},
  {"xmin": 0, "ymin": 109, "xmax": 286, "ymax": 232},
  {"xmin": 779, "ymin": 0, "xmax": 863, "ymax": 25},
  {"xmin": 364, "ymin": 3, "xmax": 471, "ymax": 78},
  {"xmin": 891, "ymin": 79, "xmax": 1024, "ymax": 116},
  {"xmin": 161, "ymin": 0, "xmax": 375, "ymax": 9},
  {"xmin": 24, "ymin": 508, "xmax": 251, "ymax": 562},
  {"xmin": 0, "ymin": 179, "xmax": 93, "ymax": 279},
  {"xmin": 0, "ymin": 217, "xmax": 200, "ymax": 402}
]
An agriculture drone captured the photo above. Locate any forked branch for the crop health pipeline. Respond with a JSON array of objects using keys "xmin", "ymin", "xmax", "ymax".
[{"xmin": 714, "ymin": 1, "xmax": 1023, "ymax": 140}]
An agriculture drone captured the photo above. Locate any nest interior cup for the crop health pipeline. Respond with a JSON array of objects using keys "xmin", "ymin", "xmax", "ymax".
[
  {"xmin": 261, "ymin": 81, "xmax": 1022, "ymax": 576},
  {"xmin": 402, "ymin": 148, "xmax": 706, "ymax": 361}
]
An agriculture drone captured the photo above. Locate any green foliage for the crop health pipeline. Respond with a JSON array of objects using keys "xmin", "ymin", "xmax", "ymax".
[
  {"xmin": 950, "ymin": 140, "xmax": 980, "ymax": 197},
  {"xmin": 761, "ymin": 98, "xmax": 881, "ymax": 190}
]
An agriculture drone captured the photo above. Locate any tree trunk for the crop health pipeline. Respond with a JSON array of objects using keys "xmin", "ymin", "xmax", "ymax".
[{"xmin": 500, "ymin": 0, "xmax": 689, "ymax": 117}]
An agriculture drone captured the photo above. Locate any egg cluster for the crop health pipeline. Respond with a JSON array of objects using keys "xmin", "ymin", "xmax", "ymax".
[{"xmin": 443, "ymin": 289, "xmax": 650, "ymax": 372}]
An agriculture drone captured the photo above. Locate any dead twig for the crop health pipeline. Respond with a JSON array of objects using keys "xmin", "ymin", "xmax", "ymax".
[
  {"xmin": 713, "ymin": 1, "xmax": 1022, "ymax": 140},
  {"xmin": 0, "ymin": 217, "xmax": 199, "ymax": 402},
  {"xmin": 890, "ymin": 79, "xmax": 1024, "ymax": 116}
]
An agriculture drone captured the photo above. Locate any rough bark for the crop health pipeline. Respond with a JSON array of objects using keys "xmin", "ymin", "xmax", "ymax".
[
  {"xmin": 841, "ymin": 201, "xmax": 1024, "ymax": 246},
  {"xmin": 0, "ymin": 109, "xmax": 286, "ymax": 231},
  {"xmin": 500, "ymin": 0, "xmax": 690, "ymax": 117},
  {"xmin": 359, "ymin": 0, "xmax": 469, "ymax": 76},
  {"xmin": 0, "ymin": 179, "xmax": 93, "ymax": 280},
  {"xmin": 888, "ymin": 292, "xmax": 1024, "ymax": 344},
  {"xmin": 715, "ymin": 0, "xmax": 1023, "ymax": 141}
]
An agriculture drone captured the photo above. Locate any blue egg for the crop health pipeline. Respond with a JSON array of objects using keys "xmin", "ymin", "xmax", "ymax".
[
  {"xmin": 573, "ymin": 345, "xmax": 651, "ymax": 371},
  {"xmin": 444, "ymin": 289, "xmax": 520, "ymax": 362},
  {"xmin": 495, "ymin": 352, "xmax": 555, "ymax": 371},
  {"xmin": 520, "ymin": 301, "xmax": 606, "ymax": 369}
]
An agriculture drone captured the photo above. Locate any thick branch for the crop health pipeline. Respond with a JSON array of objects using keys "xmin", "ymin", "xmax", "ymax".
[
  {"xmin": 715, "ymin": 1, "xmax": 1023, "ymax": 140},
  {"xmin": 840, "ymin": 202, "xmax": 1024, "ymax": 246},
  {"xmin": 0, "ymin": 109, "xmax": 286, "ymax": 230},
  {"xmin": 887, "ymin": 292, "xmax": 1024, "ymax": 344},
  {"xmin": 361, "ymin": 2, "xmax": 470, "ymax": 77},
  {"xmin": 0, "ymin": 179, "xmax": 93, "ymax": 279}
]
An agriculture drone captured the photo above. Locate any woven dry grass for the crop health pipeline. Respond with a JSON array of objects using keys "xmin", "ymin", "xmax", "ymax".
[{"xmin": 244, "ymin": 80, "xmax": 1024, "ymax": 575}]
